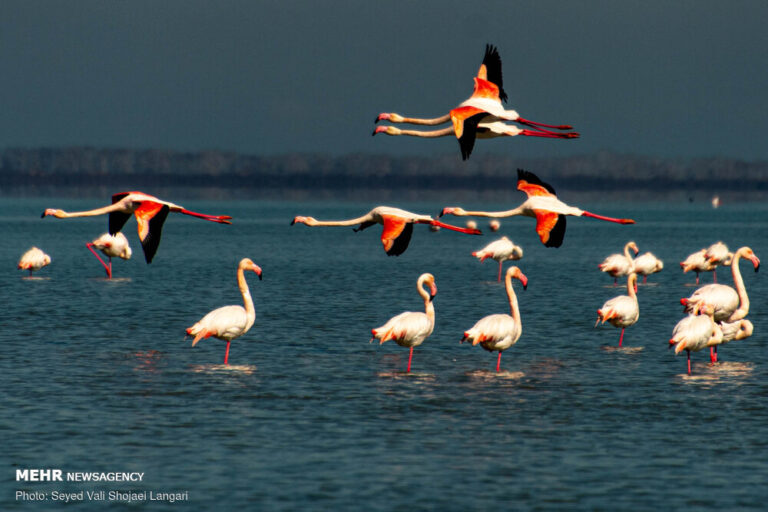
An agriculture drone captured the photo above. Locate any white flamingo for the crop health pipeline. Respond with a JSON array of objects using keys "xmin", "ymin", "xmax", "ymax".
[
  {"xmin": 704, "ymin": 241, "xmax": 733, "ymax": 283},
  {"xmin": 633, "ymin": 252, "xmax": 663, "ymax": 284},
  {"xmin": 186, "ymin": 258, "xmax": 263, "ymax": 365},
  {"xmin": 472, "ymin": 236, "xmax": 523, "ymax": 281},
  {"xmin": 461, "ymin": 266, "xmax": 528, "ymax": 372},
  {"xmin": 18, "ymin": 247, "xmax": 51, "ymax": 276},
  {"xmin": 596, "ymin": 272, "xmax": 639, "ymax": 347},
  {"xmin": 669, "ymin": 305, "xmax": 723, "ymax": 375},
  {"xmin": 680, "ymin": 249, "xmax": 717, "ymax": 285},
  {"xmin": 86, "ymin": 232, "xmax": 132, "ymax": 278},
  {"xmin": 371, "ymin": 273, "xmax": 437, "ymax": 373},
  {"xmin": 598, "ymin": 241, "xmax": 639, "ymax": 285}
]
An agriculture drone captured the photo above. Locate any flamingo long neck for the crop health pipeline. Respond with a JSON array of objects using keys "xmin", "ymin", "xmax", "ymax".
[
  {"xmin": 505, "ymin": 274, "xmax": 521, "ymax": 327},
  {"xmin": 52, "ymin": 203, "xmax": 123, "ymax": 218},
  {"xmin": 237, "ymin": 266, "xmax": 256, "ymax": 330},
  {"xmin": 626, "ymin": 274, "xmax": 637, "ymax": 300},
  {"xmin": 400, "ymin": 114, "xmax": 451, "ymax": 125},
  {"xmin": 306, "ymin": 214, "xmax": 373, "ymax": 227},
  {"xmin": 727, "ymin": 250, "xmax": 750, "ymax": 321},
  {"xmin": 623, "ymin": 243, "xmax": 635, "ymax": 264},
  {"xmin": 456, "ymin": 205, "xmax": 526, "ymax": 218},
  {"xmin": 418, "ymin": 278, "xmax": 435, "ymax": 325},
  {"xmin": 397, "ymin": 127, "xmax": 455, "ymax": 138}
]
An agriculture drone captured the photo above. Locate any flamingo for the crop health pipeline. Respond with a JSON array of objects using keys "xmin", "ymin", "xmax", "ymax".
[
  {"xmin": 461, "ymin": 266, "xmax": 528, "ymax": 372},
  {"xmin": 680, "ymin": 249, "xmax": 717, "ymax": 285},
  {"xmin": 441, "ymin": 169, "xmax": 635, "ymax": 248},
  {"xmin": 489, "ymin": 220, "xmax": 501, "ymax": 232},
  {"xmin": 472, "ymin": 236, "xmax": 523, "ymax": 282},
  {"xmin": 669, "ymin": 305, "xmax": 724, "ymax": 375},
  {"xmin": 633, "ymin": 252, "xmax": 663, "ymax": 284},
  {"xmin": 291, "ymin": 206, "xmax": 481, "ymax": 256},
  {"xmin": 370, "ymin": 273, "xmax": 437, "ymax": 373},
  {"xmin": 598, "ymin": 241, "xmax": 639, "ymax": 285},
  {"xmin": 186, "ymin": 258, "xmax": 262, "ymax": 365},
  {"xmin": 596, "ymin": 272, "xmax": 640, "ymax": 348},
  {"xmin": 373, "ymin": 44, "xmax": 578, "ymax": 160},
  {"xmin": 42, "ymin": 191, "xmax": 232, "ymax": 263},
  {"xmin": 704, "ymin": 241, "xmax": 733, "ymax": 283},
  {"xmin": 681, "ymin": 247, "xmax": 760, "ymax": 323},
  {"xmin": 86, "ymin": 232, "xmax": 132, "ymax": 278},
  {"xmin": 18, "ymin": 247, "xmax": 51, "ymax": 276}
]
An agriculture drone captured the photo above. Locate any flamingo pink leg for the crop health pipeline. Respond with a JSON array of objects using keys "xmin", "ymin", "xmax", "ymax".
[
  {"xmin": 581, "ymin": 211, "xmax": 636, "ymax": 224},
  {"xmin": 516, "ymin": 117, "xmax": 573, "ymax": 131},
  {"xmin": 710, "ymin": 346, "xmax": 718, "ymax": 364},
  {"xmin": 224, "ymin": 340, "xmax": 231, "ymax": 365},
  {"xmin": 520, "ymin": 129, "xmax": 579, "ymax": 139},
  {"xmin": 497, "ymin": 261, "xmax": 503, "ymax": 282},
  {"xmin": 618, "ymin": 328, "xmax": 625, "ymax": 348},
  {"xmin": 406, "ymin": 346, "xmax": 414, "ymax": 373},
  {"xmin": 713, "ymin": 270, "xmax": 717, "ymax": 284},
  {"xmin": 496, "ymin": 351, "xmax": 502, "ymax": 372},
  {"xmin": 417, "ymin": 219, "xmax": 482, "ymax": 235},
  {"xmin": 86, "ymin": 242, "xmax": 112, "ymax": 278},
  {"xmin": 180, "ymin": 209, "xmax": 232, "ymax": 224},
  {"xmin": 687, "ymin": 350, "xmax": 692, "ymax": 375}
]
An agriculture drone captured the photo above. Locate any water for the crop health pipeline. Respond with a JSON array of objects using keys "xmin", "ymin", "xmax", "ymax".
[{"xmin": 2, "ymin": 197, "xmax": 767, "ymax": 510}]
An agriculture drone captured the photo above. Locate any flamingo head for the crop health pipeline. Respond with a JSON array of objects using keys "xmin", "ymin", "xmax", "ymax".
[
  {"xmin": 291, "ymin": 216, "xmax": 315, "ymax": 226},
  {"xmin": 440, "ymin": 207, "xmax": 465, "ymax": 218},
  {"xmin": 41, "ymin": 208, "xmax": 65, "ymax": 218},
  {"xmin": 741, "ymin": 247, "xmax": 760, "ymax": 272},
  {"xmin": 735, "ymin": 320, "xmax": 754, "ymax": 340},
  {"xmin": 374, "ymin": 112, "xmax": 404, "ymax": 123},
  {"xmin": 628, "ymin": 241, "xmax": 639, "ymax": 255},
  {"xmin": 419, "ymin": 273, "xmax": 437, "ymax": 302},
  {"xmin": 372, "ymin": 125, "xmax": 401, "ymax": 136},
  {"xmin": 508, "ymin": 266, "xmax": 528, "ymax": 290},
  {"xmin": 239, "ymin": 258, "xmax": 263, "ymax": 280}
]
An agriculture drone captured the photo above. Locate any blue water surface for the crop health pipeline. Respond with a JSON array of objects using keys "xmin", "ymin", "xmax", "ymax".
[{"xmin": 2, "ymin": 197, "xmax": 767, "ymax": 510}]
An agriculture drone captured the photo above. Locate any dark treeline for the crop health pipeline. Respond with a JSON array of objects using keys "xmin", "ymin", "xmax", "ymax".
[{"xmin": 1, "ymin": 147, "xmax": 767, "ymax": 198}]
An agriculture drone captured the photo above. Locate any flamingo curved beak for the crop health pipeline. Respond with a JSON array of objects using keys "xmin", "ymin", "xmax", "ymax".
[{"xmin": 429, "ymin": 283, "xmax": 437, "ymax": 302}]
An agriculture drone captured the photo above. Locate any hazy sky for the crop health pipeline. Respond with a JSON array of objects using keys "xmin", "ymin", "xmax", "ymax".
[{"xmin": 2, "ymin": 1, "xmax": 767, "ymax": 160}]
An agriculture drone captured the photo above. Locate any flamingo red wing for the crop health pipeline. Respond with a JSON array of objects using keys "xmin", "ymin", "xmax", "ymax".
[
  {"xmin": 450, "ymin": 106, "xmax": 487, "ymax": 160},
  {"xmin": 135, "ymin": 203, "xmax": 170, "ymax": 263},
  {"xmin": 517, "ymin": 169, "xmax": 557, "ymax": 198},
  {"xmin": 534, "ymin": 210, "xmax": 567, "ymax": 248},
  {"xmin": 380, "ymin": 216, "xmax": 414, "ymax": 256}
]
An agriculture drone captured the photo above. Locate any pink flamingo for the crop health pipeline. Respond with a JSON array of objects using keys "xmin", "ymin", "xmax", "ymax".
[
  {"xmin": 441, "ymin": 169, "xmax": 635, "ymax": 248},
  {"xmin": 371, "ymin": 273, "xmax": 437, "ymax": 373},
  {"xmin": 373, "ymin": 44, "xmax": 578, "ymax": 159},
  {"xmin": 669, "ymin": 305, "xmax": 723, "ymax": 375},
  {"xmin": 186, "ymin": 258, "xmax": 262, "ymax": 365},
  {"xmin": 596, "ymin": 273, "xmax": 639, "ymax": 347},
  {"xmin": 633, "ymin": 252, "xmax": 664, "ymax": 284},
  {"xmin": 461, "ymin": 266, "xmax": 528, "ymax": 372},
  {"xmin": 598, "ymin": 241, "xmax": 639, "ymax": 286},
  {"xmin": 472, "ymin": 236, "xmax": 523, "ymax": 281},
  {"xmin": 86, "ymin": 232, "xmax": 132, "ymax": 278},
  {"xmin": 292, "ymin": 206, "xmax": 481, "ymax": 256},
  {"xmin": 704, "ymin": 241, "xmax": 732, "ymax": 283},
  {"xmin": 18, "ymin": 247, "xmax": 51, "ymax": 276},
  {"xmin": 680, "ymin": 249, "xmax": 718, "ymax": 285},
  {"xmin": 42, "ymin": 191, "xmax": 232, "ymax": 263}
]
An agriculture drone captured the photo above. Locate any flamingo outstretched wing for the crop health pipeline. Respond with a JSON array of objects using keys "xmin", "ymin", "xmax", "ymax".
[
  {"xmin": 137, "ymin": 203, "xmax": 169, "ymax": 263},
  {"xmin": 380, "ymin": 216, "xmax": 413, "ymax": 256},
  {"xmin": 480, "ymin": 44, "xmax": 507, "ymax": 102},
  {"xmin": 517, "ymin": 169, "xmax": 557, "ymax": 197},
  {"xmin": 534, "ymin": 211, "xmax": 567, "ymax": 248}
]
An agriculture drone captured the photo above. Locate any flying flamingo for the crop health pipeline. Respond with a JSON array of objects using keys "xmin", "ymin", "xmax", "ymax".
[
  {"xmin": 669, "ymin": 305, "xmax": 723, "ymax": 375},
  {"xmin": 461, "ymin": 266, "xmax": 528, "ymax": 372},
  {"xmin": 373, "ymin": 44, "xmax": 578, "ymax": 160},
  {"xmin": 596, "ymin": 272, "xmax": 639, "ymax": 348},
  {"xmin": 86, "ymin": 232, "xmax": 132, "ymax": 278},
  {"xmin": 680, "ymin": 249, "xmax": 717, "ymax": 285},
  {"xmin": 599, "ymin": 241, "xmax": 639, "ymax": 285},
  {"xmin": 471, "ymin": 236, "xmax": 523, "ymax": 281},
  {"xmin": 291, "ymin": 206, "xmax": 481, "ymax": 256},
  {"xmin": 370, "ymin": 273, "xmax": 437, "ymax": 373},
  {"xmin": 186, "ymin": 258, "xmax": 263, "ymax": 365},
  {"xmin": 441, "ymin": 169, "xmax": 635, "ymax": 248},
  {"xmin": 633, "ymin": 252, "xmax": 664, "ymax": 284},
  {"xmin": 42, "ymin": 192, "xmax": 232, "ymax": 263},
  {"xmin": 704, "ymin": 241, "xmax": 732, "ymax": 283},
  {"xmin": 18, "ymin": 247, "xmax": 51, "ymax": 276},
  {"xmin": 681, "ymin": 246, "xmax": 759, "ymax": 362}
]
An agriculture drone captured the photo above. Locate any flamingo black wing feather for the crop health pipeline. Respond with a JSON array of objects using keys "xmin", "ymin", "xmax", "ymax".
[
  {"xmin": 459, "ymin": 114, "xmax": 483, "ymax": 160},
  {"xmin": 386, "ymin": 222, "xmax": 413, "ymax": 256},
  {"xmin": 517, "ymin": 168, "xmax": 557, "ymax": 195},
  {"xmin": 483, "ymin": 44, "xmax": 507, "ymax": 103},
  {"xmin": 140, "ymin": 205, "xmax": 169, "ymax": 263},
  {"xmin": 544, "ymin": 215, "xmax": 567, "ymax": 248}
]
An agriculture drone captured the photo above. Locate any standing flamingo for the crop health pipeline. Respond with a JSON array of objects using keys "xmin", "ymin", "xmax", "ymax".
[
  {"xmin": 461, "ymin": 266, "xmax": 528, "ymax": 372},
  {"xmin": 669, "ymin": 305, "xmax": 723, "ymax": 375},
  {"xmin": 681, "ymin": 247, "xmax": 760, "ymax": 323},
  {"xmin": 633, "ymin": 252, "xmax": 664, "ymax": 284},
  {"xmin": 86, "ymin": 232, "xmax": 132, "ymax": 278},
  {"xmin": 42, "ymin": 192, "xmax": 232, "ymax": 263},
  {"xmin": 370, "ymin": 273, "xmax": 437, "ymax": 373},
  {"xmin": 186, "ymin": 258, "xmax": 262, "ymax": 365},
  {"xmin": 599, "ymin": 241, "xmax": 639, "ymax": 285},
  {"xmin": 596, "ymin": 272, "xmax": 639, "ymax": 348},
  {"xmin": 680, "ymin": 249, "xmax": 717, "ymax": 285},
  {"xmin": 704, "ymin": 241, "xmax": 732, "ymax": 283},
  {"xmin": 291, "ymin": 206, "xmax": 481, "ymax": 256},
  {"xmin": 472, "ymin": 236, "xmax": 523, "ymax": 281},
  {"xmin": 373, "ymin": 44, "xmax": 578, "ymax": 160},
  {"xmin": 18, "ymin": 247, "xmax": 51, "ymax": 276},
  {"xmin": 441, "ymin": 170, "xmax": 634, "ymax": 248}
]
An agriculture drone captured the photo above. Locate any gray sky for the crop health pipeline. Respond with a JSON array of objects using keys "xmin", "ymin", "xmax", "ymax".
[{"xmin": 2, "ymin": 1, "xmax": 767, "ymax": 160}]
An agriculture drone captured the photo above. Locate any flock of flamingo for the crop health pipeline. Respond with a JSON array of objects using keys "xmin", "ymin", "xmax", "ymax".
[{"xmin": 16, "ymin": 45, "xmax": 760, "ymax": 376}]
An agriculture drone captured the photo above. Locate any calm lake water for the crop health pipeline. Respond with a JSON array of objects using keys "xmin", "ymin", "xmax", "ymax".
[{"xmin": 2, "ymin": 196, "xmax": 767, "ymax": 510}]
